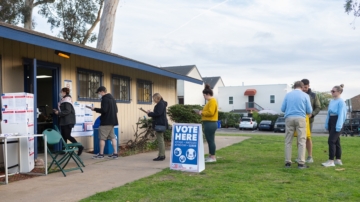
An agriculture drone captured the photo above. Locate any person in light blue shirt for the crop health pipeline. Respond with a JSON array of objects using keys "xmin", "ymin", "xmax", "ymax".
[
  {"xmin": 281, "ymin": 81, "xmax": 312, "ymax": 169},
  {"xmin": 321, "ymin": 84, "xmax": 347, "ymax": 167}
]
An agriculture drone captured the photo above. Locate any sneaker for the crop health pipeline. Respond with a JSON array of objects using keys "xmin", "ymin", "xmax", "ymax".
[
  {"xmin": 306, "ymin": 156, "xmax": 314, "ymax": 163},
  {"xmin": 298, "ymin": 164, "xmax": 309, "ymax": 169},
  {"xmin": 321, "ymin": 160, "xmax": 335, "ymax": 167},
  {"xmin": 285, "ymin": 162, "xmax": 291, "ymax": 168},
  {"xmin": 334, "ymin": 159, "xmax": 343, "ymax": 165},
  {"xmin": 108, "ymin": 153, "xmax": 118, "ymax": 159},
  {"xmin": 205, "ymin": 157, "xmax": 216, "ymax": 163},
  {"xmin": 92, "ymin": 153, "xmax": 104, "ymax": 159}
]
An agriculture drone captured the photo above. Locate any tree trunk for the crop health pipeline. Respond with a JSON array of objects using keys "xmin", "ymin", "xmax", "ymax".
[
  {"xmin": 96, "ymin": 0, "xmax": 120, "ymax": 52},
  {"xmin": 24, "ymin": 0, "xmax": 55, "ymax": 30},
  {"xmin": 24, "ymin": 0, "xmax": 34, "ymax": 29}
]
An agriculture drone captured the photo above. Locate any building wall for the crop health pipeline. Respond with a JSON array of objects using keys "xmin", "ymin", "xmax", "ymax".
[
  {"xmin": 350, "ymin": 95, "xmax": 360, "ymax": 111},
  {"xmin": 183, "ymin": 68, "xmax": 204, "ymax": 105},
  {"xmin": 212, "ymin": 79, "xmax": 225, "ymax": 103},
  {"xmin": 312, "ymin": 110, "xmax": 327, "ymax": 133},
  {"xmin": 0, "ymin": 37, "xmax": 177, "ymax": 149},
  {"xmin": 218, "ymin": 84, "xmax": 290, "ymax": 113}
]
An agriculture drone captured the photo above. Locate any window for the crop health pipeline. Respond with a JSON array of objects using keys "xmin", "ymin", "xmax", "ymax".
[
  {"xmin": 270, "ymin": 95, "xmax": 275, "ymax": 103},
  {"xmin": 229, "ymin": 96, "xmax": 233, "ymax": 104},
  {"xmin": 112, "ymin": 75, "xmax": 130, "ymax": 103},
  {"xmin": 77, "ymin": 68, "xmax": 102, "ymax": 101},
  {"xmin": 137, "ymin": 79, "xmax": 152, "ymax": 104}
]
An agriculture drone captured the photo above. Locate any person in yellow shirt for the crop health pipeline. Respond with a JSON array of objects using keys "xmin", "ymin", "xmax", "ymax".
[{"xmin": 198, "ymin": 84, "xmax": 218, "ymax": 163}]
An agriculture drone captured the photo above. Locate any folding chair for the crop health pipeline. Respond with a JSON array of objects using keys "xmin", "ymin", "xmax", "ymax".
[
  {"xmin": 43, "ymin": 129, "xmax": 84, "ymax": 177},
  {"xmin": 53, "ymin": 125, "xmax": 85, "ymax": 167}
]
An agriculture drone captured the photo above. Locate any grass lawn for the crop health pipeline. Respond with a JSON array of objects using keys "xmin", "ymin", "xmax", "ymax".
[{"xmin": 82, "ymin": 135, "xmax": 360, "ymax": 202}]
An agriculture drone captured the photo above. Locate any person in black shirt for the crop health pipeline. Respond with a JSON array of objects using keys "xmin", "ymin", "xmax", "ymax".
[
  {"xmin": 91, "ymin": 86, "xmax": 119, "ymax": 159},
  {"xmin": 54, "ymin": 87, "xmax": 84, "ymax": 156},
  {"xmin": 147, "ymin": 93, "xmax": 168, "ymax": 161}
]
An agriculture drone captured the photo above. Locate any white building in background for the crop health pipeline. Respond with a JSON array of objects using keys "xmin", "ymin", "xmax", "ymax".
[
  {"xmin": 162, "ymin": 65, "xmax": 205, "ymax": 105},
  {"xmin": 202, "ymin": 77, "xmax": 225, "ymax": 102},
  {"xmin": 218, "ymin": 84, "xmax": 292, "ymax": 113}
]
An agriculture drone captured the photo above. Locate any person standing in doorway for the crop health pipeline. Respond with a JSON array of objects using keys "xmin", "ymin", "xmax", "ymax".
[
  {"xmin": 54, "ymin": 87, "xmax": 84, "ymax": 156},
  {"xmin": 198, "ymin": 84, "xmax": 218, "ymax": 163},
  {"xmin": 300, "ymin": 79, "xmax": 321, "ymax": 163},
  {"xmin": 322, "ymin": 84, "xmax": 347, "ymax": 167},
  {"xmin": 281, "ymin": 81, "xmax": 312, "ymax": 169},
  {"xmin": 147, "ymin": 93, "xmax": 168, "ymax": 161},
  {"xmin": 91, "ymin": 86, "xmax": 119, "ymax": 159}
]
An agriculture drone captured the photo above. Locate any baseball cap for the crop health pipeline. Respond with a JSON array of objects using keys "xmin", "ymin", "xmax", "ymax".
[{"xmin": 96, "ymin": 86, "xmax": 106, "ymax": 93}]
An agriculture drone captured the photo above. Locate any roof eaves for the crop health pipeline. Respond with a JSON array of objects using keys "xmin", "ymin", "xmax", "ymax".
[{"xmin": 0, "ymin": 22, "xmax": 203, "ymax": 85}]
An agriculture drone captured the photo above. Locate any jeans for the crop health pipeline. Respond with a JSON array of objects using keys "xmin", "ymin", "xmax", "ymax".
[
  {"xmin": 203, "ymin": 121, "xmax": 217, "ymax": 155},
  {"xmin": 328, "ymin": 116, "xmax": 341, "ymax": 160}
]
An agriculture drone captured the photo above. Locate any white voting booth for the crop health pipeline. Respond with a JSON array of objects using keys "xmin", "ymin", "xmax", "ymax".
[{"xmin": 0, "ymin": 93, "xmax": 35, "ymax": 173}]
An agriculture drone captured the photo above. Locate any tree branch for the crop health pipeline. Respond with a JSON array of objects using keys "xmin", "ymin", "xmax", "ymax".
[
  {"xmin": 81, "ymin": 0, "xmax": 104, "ymax": 45},
  {"xmin": 34, "ymin": 0, "xmax": 55, "ymax": 7}
]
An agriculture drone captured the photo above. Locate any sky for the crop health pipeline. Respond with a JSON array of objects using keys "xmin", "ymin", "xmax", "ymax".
[{"xmin": 31, "ymin": 0, "xmax": 360, "ymax": 100}]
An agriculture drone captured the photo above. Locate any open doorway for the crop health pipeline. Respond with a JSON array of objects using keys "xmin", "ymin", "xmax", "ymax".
[
  {"xmin": 24, "ymin": 59, "xmax": 61, "ymax": 155},
  {"xmin": 36, "ymin": 68, "xmax": 55, "ymax": 136}
]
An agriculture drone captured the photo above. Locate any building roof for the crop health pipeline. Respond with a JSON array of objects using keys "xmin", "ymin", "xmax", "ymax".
[
  {"xmin": 161, "ymin": 65, "xmax": 196, "ymax": 76},
  {"xmin": 0, "ymin": 22, "xmax": 202, "ymax": 85},
  {"xmin": 202, "ymin": 77, "xmax": 221, "ymax": 89}
]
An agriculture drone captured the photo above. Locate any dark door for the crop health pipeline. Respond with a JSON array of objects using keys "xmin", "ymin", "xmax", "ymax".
[
  {"xmin": 178, "ymin": 97, "xmax": 184, "ymax": 104},
  {"xmin": 248, "ymin": 96, "xmax": 254, "ymax": 108}
]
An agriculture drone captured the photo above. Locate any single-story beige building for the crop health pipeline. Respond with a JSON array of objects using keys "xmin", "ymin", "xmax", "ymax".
[{"xmin": 0, "ymin": 22, "xmax": 202, "ymax": 155}]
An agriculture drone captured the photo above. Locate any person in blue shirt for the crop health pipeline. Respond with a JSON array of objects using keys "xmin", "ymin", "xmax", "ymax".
[
  {"xmin": 322, "ymin": 84, "xmax": 347, "ymax": 167},
  {"xmin": 281, "ymin": 81, "xmax": 312, "ymax": 169}
]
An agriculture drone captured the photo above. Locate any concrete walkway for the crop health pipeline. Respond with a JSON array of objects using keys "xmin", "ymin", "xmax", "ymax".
[
  {"xmin": 1, "ymin": 136, "xmax": 249, "ymax": 202},
  {"xmin": 216, "ymin": 128, "xmax": 329, "ymax": 136}
]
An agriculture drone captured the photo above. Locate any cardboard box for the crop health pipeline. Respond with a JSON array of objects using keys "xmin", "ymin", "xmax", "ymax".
[
  {"xmin": 1, "ymin": 92, "xmax": 34, "ymax": 110},
  {"xmin": 19, "ymin": 136, "xmax": 34, "ymax": 172}
]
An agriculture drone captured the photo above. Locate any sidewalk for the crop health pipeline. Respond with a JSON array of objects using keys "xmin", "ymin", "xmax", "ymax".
[
  {"xmin": 216, "ymin": 128, "xmax": 329, "ymax": 136},
  {"xmin": 1, "ymin": 136, "xmax": 249, "ymax": 202}
]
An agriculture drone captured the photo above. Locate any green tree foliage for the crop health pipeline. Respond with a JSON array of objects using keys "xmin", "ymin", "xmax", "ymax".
[
  {"xmin": 0, "ymin": 0, "xmax": 24, "ymax": 24},
  {"xmin": 315, "ymin": 91, "xmax": 332, "ymax": 110},
  {"xmin": 167, "ymin": 104, "xmax": 203, "ymax": 124},
  {"xmin": 218, "ymin": 111, "xmax": 241, "ymax": 128},
  {"xmin": 38, "ymin": 0, "xmax": 103, "ymax": 44},
  {"xmin": 345, "ymin": 0, "xmax": 360, "ymax": 17},
  {"xmin": 252, "ymin": 111, "xmax": 261, "ymax": 124},
  {"xmin": 252, "ymin": 111, "xmax": 281, "ymax": 124},
  {"xmin": 0, "ymin": 0, "xmax": 55, "ymax": 29},
  {"xmin": 345, "ymin": 0, "xmax": 360, "ymax": 28}
]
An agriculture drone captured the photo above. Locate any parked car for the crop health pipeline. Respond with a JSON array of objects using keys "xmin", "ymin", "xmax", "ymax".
[
  {"xmin": 274, "ymin": 117, "xmax": 285, "ymax": 133},
  {"xmin": 239, "ymin": 117, "xmax": 258, "ymax": 130},
  {"xmin": 258, "ymin": 120, "xmax": 274, "ymax": 131}
]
